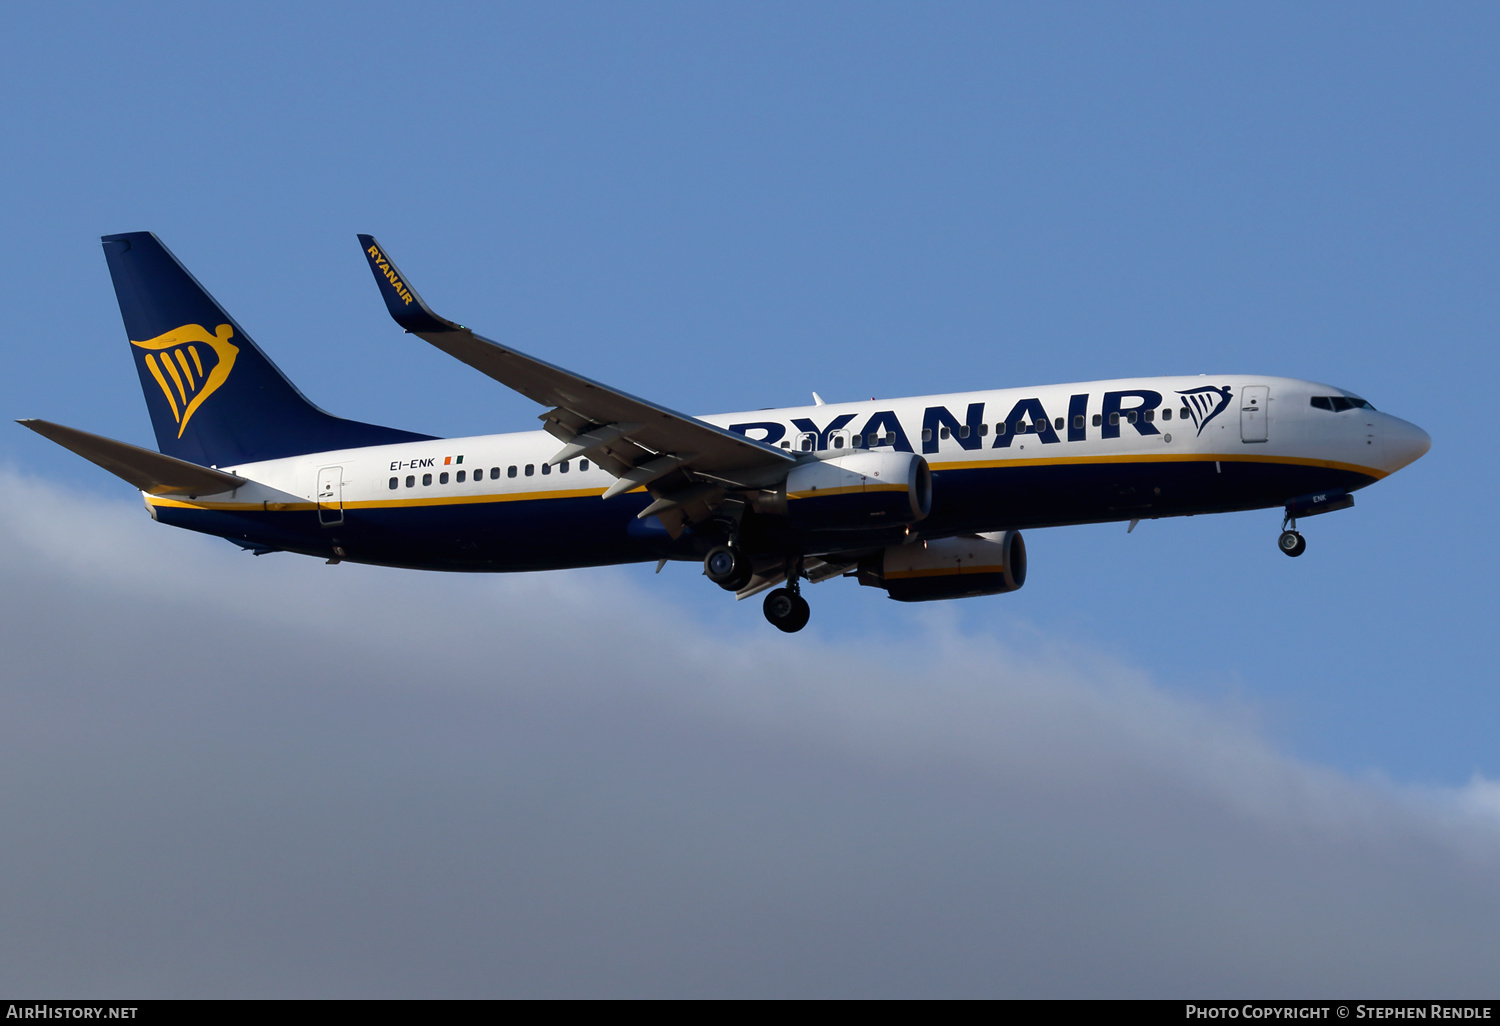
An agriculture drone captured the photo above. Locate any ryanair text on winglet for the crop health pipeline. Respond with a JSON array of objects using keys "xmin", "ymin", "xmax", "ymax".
[{"xmin": 366, "ymin": 244, "xmax": 414, "ymax": 305}]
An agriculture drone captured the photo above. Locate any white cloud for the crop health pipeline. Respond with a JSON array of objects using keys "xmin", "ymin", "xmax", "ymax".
[{"xmin": 1, "ymin": 467, "xmax": 1498, "ymax": 997}]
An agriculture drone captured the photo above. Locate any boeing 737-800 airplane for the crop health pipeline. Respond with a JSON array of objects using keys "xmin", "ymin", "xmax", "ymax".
[{"xmin": 21, "ymin": 233, "xmax": 1431, "ymax": 632}]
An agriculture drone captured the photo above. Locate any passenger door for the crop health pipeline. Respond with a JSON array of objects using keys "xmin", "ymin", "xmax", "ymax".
[
  {"xmin": 317, "ymin": 466, "xmax": 344, "ymax": 526},
  {"xmin": 1240, "ymin": 386, "xmax": 1269, "ymax": 443}
]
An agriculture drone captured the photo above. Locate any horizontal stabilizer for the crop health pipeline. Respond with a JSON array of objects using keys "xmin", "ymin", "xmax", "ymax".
[{"xmin": 18, "ymin": 420, "xmax": 247, "ymax": 496}]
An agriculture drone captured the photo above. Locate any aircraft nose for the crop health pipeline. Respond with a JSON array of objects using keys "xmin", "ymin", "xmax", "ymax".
[{"xmin": 1383, "ymin": 415, "xmax": 1431, "ymax": 473}]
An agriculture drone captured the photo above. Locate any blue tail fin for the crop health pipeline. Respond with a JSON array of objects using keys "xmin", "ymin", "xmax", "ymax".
[{"xmin": 102, "ymin": 232, "xmax": 434, "ymax": 466}]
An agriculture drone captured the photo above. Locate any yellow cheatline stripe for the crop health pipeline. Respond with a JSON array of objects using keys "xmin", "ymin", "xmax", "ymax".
[
  {"xmin": 146, "ymin": 486, "xmax": 614, "ymax": 512},
  {"xmin": 928, "ymin": 451, "xmax": 1387, "ymax": 479},
  {"xmin": 344, "ymin": 487, "xmax": 606, "ymax": 509},
  {"xmin": 886, "ymin": 565, "xmax": 1005, "ymax": 580},
  {"xmin": 158, "ymin": 349, "xmax": 188, "ymax": 404},
  {"xmin": 143, "ymin": 354, "xmax": 181, "ymax": 423},
  {"xmin": 787, "ymin": 482, "xmax": 910, "ymax": 500},
  {"xmin": 147, "ymin": 498, "xmax": 274, "ymax": 510},
  {"xmin": 788, "ymin": 485, "xmax": 861, "ymax": 499},
  {"xmin": 174, "ymin": 347, "xmax": 196, "ymax": 387}
]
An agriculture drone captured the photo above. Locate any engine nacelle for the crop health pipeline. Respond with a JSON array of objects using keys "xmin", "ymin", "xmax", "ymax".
[
  {"xmin": 770, "ymin": 451, "xmax": 931, "ymax": 530},
  {"xmin": 866, "ymin": 530, "xmax": 1027, "ymax": 602}
]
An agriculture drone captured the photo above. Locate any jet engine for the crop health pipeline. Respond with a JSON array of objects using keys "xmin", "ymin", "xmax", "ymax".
[
  {"xmin": 759, "ymin": 451, "xmax": 931, "ymax": 530},
  {"xmin": 860, "ymin": 530, "xmax": 1027, "ymax": 602}
]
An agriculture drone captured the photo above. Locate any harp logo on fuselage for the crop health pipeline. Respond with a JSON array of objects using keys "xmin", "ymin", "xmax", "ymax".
[
  {"xmin": 1176, "ymin": 385, "xmax": 1233, "ymax": 436},
  {"xmin": 131, "ymin": 323, "xmax": 240, "ymax": 438}
]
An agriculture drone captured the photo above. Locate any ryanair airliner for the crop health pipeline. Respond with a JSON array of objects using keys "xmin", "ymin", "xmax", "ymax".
[{"xmin": 21, "ymin": 233, "xmax": 1431, "ymax": 632}]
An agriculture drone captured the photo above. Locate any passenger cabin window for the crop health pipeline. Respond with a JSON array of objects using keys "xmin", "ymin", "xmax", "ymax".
[
  {"xmin": 491, "ymin": 467, "xmax": 501, "ymax": 479},
  {"xmin": 957, "ymin": 425, "xmax": 969, "ymax": 439},
  {"xmin": 1109, "ymin": 413, "xmax": 1119, "ymax": 426},
  {"xmin": 580, "ymin": 459, "xmax": 589, "ymax": 471},
  {"xmin": 1179, "ymin": 407, "xmax": 1190, "ymax": 419},
  {"xmin": 439, "ymin": 472, "xmax": 449, "ymax": 484},
  {"xmin": 1143, "ymin": 410, "xmax": 1154, "ymax": 422},
  {"xmin": 979, "ymin": 424, "xmax": 989, "ymax": 436},
  {"xmin": 1162, "ymin": 409, "xmax": 1172, "ymax": 421},
  {"xmin": 921, "ymin": 429, "xmax": 933, "ymax": 442},
  {"xmin": 995, "ymin": 422, "xmax": 1007, "ymax": 435},
  {"xmin": 1054, "ymin": 417, "xmax": 1064, "ymax": 430},
  {"xmin": 1073, "ymin": 415, "xmax": 1085, "ymax": 430},
  {"xmin": 388, "ymin": 477, "xmax": 398, "ymax": 490},
  {"xmin": 525, "ymin": 465, "xmax": 535, "ymax": 477},
  {"xmin": 1092, "ymin": 414, "xmax": 1102, "ymax": 427},
  {"xmin": 508, "ymin": 466, "xmax": 517, "ymax": 478},
  {"xmin": 405, "ymin": 475, "xmax": 415, "ymax": 488},
  {"xmin": 940, "ymin": 427, "xmax": 950, "ymax": 440},
  {"xmin": 541, "ymin": 463, "xmax": 551, "ymax": 475},
  {"xmin": 456, "ymin": 470, "xmax": 466, "ymax": 483},
  {"xmin": 422, "ymin": 473, "xmax": 432, "ymax": 486},
  {"xmin": 559, "ymin": 461, "xmax": 569, "ymax": 473}
]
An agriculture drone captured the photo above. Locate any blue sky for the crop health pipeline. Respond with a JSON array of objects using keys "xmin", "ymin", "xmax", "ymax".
[{"xmin": 1, "ymin": 3, "xmax": 1498, "ymax": 994}]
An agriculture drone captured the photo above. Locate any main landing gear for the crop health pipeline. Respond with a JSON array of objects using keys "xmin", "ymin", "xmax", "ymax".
[
  {"xmin": 762, "ymin": 555, "xmax": 810, "ymax": 633},
  {"xmin": 1278, "ymin": 514, "xmax": 1307, "ymax": 558},
  {"xmin": 703, "ymin": 544, "xmax": 753, "ymax": 591},
  {"xmin": 763, "ymin": 585, "xmax": 811, "ymax": 633},
  {"xmin": 703, "ymin": 543, "xmax": 812, "ymax": 633}
]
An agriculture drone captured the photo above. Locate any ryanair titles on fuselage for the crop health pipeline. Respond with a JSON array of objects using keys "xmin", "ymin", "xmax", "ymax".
[{"xmin": 725, "ymin": 384, "xmax": 1235, "ymax": 454}]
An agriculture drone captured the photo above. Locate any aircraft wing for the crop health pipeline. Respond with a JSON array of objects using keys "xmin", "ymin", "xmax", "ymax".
[
  {"xmin": 358, "ymin": 236, "xmax": 794, "ymax": 522},
  {"xmin": 18, "ymin": 419, "xmax": 247, "ymax": 496}
]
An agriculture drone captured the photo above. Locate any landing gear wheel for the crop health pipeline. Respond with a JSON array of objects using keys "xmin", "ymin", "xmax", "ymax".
[
  {"xmin": 704, "ymin": 545, "xmax": 753, "ymax": 591},
  {"xmin": 763, "ymin": 588, "xmax": 811, "ymax": 633},
  {"xmin": 1278, "ymin": 530, "xmax": 1306, "ymax": 557}
]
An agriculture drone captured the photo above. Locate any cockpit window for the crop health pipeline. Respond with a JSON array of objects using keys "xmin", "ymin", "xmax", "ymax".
[{"xmin": 1311, "ymin": 396, "xmax": 1375, "ymax": 412}]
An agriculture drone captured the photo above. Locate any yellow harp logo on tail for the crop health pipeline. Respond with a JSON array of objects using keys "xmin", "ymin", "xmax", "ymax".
[{"xmin": 131, "ymin": 324, "xmax": 240, "ymax": 438}]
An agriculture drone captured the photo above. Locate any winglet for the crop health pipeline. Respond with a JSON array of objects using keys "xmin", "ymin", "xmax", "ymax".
[{"xmin": 357, "ymin": 235, "xmax": 462, "ymax": 334}]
